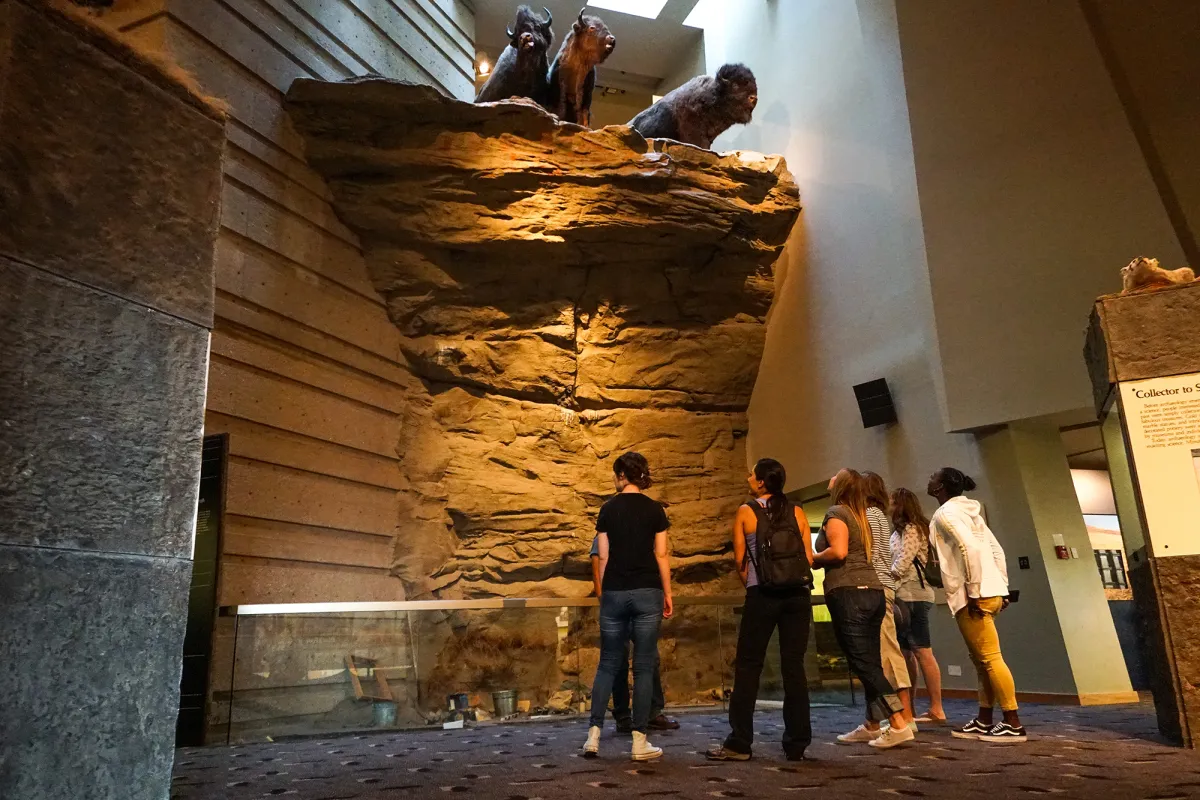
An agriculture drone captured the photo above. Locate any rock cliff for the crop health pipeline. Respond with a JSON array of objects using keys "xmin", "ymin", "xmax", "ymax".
[{"xmin": 286, "ymin": 79, "xmax": 801, "ymax": 598}]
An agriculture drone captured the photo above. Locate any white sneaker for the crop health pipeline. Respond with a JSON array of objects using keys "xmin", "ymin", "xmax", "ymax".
[
  {"xmin": 582, "ymin": 725, "xmax": 601, "ymax": 758},
  {"xmin": 837, "ymin": 724, "xmax": 881, "ymax": 744},
  {"xmin": 631, "ymin": 731, "xmax": 663, "ymax": 761},
  {"xmin": 869, "ymin": 724, "xmax": 915, "ymax": 749}
]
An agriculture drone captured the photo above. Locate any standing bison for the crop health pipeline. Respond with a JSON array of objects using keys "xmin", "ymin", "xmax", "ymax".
[
  {"xmin": 475, "ymin": 5, "xmax": 554, "ymax": 106},
  {"xmin": 546, "ymin": 8, "xmax": 615, "ymax": 128},
  {"xmin": 628, "ymin": 64, "xmax": 758, "ymax": 150}
]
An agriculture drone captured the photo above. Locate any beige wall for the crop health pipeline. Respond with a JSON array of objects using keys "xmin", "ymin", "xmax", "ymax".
[
  {"xmin": 687, "ymin": 0, "xmax": 1148, "ymax": 698},
  {"xmin": 111, "ymin": 0, "xmax": 474, "ymax": 605},
  {"xmin": 1085, "ymin": 0, "xmax": 1200, "ymax": 267},
  {"xmin": 895, "ymin": 0, "xmax": 1185, "ymax": 432}
]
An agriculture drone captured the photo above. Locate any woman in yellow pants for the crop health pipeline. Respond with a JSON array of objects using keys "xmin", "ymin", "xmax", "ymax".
[{"xmin": 927, "ymin": 467, "xmax": 1027, "ymax": 743}]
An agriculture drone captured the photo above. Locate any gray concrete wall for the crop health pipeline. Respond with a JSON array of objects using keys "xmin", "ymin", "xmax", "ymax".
[{"xmin": 0, "ymin": 2, "xmax": 224, "ymax": 797}]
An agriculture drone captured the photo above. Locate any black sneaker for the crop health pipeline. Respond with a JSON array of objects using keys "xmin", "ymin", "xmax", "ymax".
[
  {"xmin": 978, "ymin": 722, "xmax": 1028, "ymax": 743},
  {"xmin": 951, "ymin": 719, "xmax": 990, "ymax": 740},
  {"xmin": 705, "ymin": 745, "xmax": 751, "ymax": 761}
]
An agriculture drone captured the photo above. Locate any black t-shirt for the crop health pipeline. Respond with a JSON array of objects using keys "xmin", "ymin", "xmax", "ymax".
[{"xmin": 596, "ymin": 492, "xmax": 670, "ymax": 592}]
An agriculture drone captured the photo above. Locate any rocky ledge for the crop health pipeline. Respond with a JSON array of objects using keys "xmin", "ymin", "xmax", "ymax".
[{"xmin": 286, "ymin": 79, "xmax": 801, "ymax": 597}]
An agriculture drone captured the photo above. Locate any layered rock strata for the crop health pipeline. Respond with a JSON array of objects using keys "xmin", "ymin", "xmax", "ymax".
[{"xmin": 286, "ymin": 79, "xmax": 801, "ymax": 597}]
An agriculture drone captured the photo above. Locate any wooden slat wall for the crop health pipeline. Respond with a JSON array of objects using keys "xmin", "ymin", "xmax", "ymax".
[{"xmin": 112, "ymin": 0, "xmax": 474, "ymax": 604}]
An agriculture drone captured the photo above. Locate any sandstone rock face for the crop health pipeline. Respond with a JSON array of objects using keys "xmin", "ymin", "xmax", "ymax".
[{"xmin": 286, "ymin": 79, "xmax": 801, "ymax": 598}]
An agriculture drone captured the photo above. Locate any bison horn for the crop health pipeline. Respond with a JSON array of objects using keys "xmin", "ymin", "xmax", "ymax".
[
  {"xmin": 543, "ymin": 6, "xmax": 552, "ymax": 26},
  {"xmin": 506, "ymin": 24, "xmax": 514, "ymax": 38},
  {"xmin": 577, "ymin": 7, "xmax": 585, "ymax": 23}
]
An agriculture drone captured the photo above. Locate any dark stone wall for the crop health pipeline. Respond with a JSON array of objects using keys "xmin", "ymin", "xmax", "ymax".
[{"xmin": 0, "ymin": 2, "xmax": 224, "ymax": 798}]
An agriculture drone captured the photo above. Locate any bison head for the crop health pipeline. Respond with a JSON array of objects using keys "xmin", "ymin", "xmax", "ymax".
[
  {"xmin": 507, "ymin": 5, "xmax": 553, "ymax": 56},
  {"xmin": 716, "ymin": 63, "xmax": 757, "ymax": 125},
  {"xmin": 572, "ymin": 8, "xmax": 616, "ymax": 63}
]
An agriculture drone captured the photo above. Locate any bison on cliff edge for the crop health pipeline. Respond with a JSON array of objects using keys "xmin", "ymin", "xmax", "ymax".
[
  {"xmin": 628, "ymin": 64, "xmax": 758, "ymax": 150},
  {"xmin": 546, "ymin": 8, "xmax": 615, "ymax": 128},
  {"xmin": 475, "ymin": 5, "xmax": 555, "ymax": 106}
]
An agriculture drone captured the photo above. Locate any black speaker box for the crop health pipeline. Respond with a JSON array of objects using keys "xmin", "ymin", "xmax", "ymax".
[{"xmin": 853, "ymin": 378, "xmax": 897, "ymax": 428}]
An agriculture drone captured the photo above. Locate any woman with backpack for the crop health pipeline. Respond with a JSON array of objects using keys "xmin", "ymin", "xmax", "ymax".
[
  {"xmin": 815, "ymin": 469, "xmax": 911, "ymax": 749},
  {"xmin": 888, "ymin": 487, "xmax": 946, "ymax": 725},
  {"xmin": 706, "ymin": 458, "xmax": 814, "ymax": 762},
  {"xmin": 928, "ymin": 467, "xmax": 1027, "ymax": 743}
]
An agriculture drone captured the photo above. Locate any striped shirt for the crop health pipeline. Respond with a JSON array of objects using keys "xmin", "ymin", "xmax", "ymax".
[{"xmin": 867, "ymin": 507, "xmax": 897, "ymax": 591}]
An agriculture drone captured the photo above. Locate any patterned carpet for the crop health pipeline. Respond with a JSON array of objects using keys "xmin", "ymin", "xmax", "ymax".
[{"xmin": 172, "ymin": 700, "xmax": 1200, "ymax": 799}]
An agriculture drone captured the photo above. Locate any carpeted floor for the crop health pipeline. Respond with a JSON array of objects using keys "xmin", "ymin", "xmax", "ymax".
[{"xmin": 172, "ymin": 700, "xmax": 1200, "ymax": 799}]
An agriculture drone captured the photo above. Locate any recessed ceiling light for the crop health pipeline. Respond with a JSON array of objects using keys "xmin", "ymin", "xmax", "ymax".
[{"xmin": 587, "ymin": 0, "xmax": 669, "ymax": 20}]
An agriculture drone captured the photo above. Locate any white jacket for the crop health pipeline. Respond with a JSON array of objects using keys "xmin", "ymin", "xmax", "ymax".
[{"xmin": 930, "ymin": 496, "xmax": 1009, "ymax": 616}]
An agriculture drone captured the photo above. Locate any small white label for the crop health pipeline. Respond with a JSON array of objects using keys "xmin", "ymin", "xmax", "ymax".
[
  {"xmin": 443, "ymin": 719, "xmax": 465, "ymax": 730},
  {"xmin": 948, "ymin": 665, "xmax": 963, "ymax": 677},
  {"xmin": 1071, "ymin": 547, "xmax": 1080, "ymax": 559}
]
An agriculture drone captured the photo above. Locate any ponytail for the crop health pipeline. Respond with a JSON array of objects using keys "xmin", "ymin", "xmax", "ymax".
[
  {"xmin": 754, "ymin": 458, "xmax": 788, "ymax": 523},
  {"xmin": 937, "ymin": 467, "xmax": 976, "ymax": 498}
]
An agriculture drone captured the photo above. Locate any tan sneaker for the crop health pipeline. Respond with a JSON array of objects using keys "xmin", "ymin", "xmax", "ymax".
[
  {"xmin": 631, "ymin": 731, "xmax": 663, "ymax": 761},
  {"xmin": 837, "ymin": 724, "xmax": 880, "ymax": 744},
  {"xmin": 582, "ymin": 725, "xmax": 601, "ymax": 758},
  {"xmin": 869, "ymin": 725, "xmax": 915, "ymax": 749}
]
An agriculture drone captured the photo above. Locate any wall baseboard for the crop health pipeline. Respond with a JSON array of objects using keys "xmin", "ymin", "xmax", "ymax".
[{"xmin": 938, "ymin": 688, "xmax": 1142, "ymax": 706}]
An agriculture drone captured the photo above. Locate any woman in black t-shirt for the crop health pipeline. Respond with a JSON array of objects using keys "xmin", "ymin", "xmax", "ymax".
[{"xmin": 582, "ymin": 452, "xmax": 673, "ymax": 763}]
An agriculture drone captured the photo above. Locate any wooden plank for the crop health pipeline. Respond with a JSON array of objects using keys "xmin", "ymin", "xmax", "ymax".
[
  {"xmin": 221, "ymin": 181, "xmax": 379, "ymax": 303},
  {"xmin": 224, "ymin": 143, "xmax": 357, "ymax": 247},
  {"xmin": 227, "ymin": 120, "xmax": 330, "ymax": 202},
  {"xmin": 421, "ymin": 0, "xmax": 474, "ymax": 46},
  {"xmin": 204, "ymin": 358, "xmax": 400, "ymax": 457},
  {"xmin": 223, "ymin": 456, "xmax": 399, "ymax": 536},
  {"xmin": 165, "ymin": 21, "xmax": 307, "ymax": 158},
  {"xmin": 341, "ymin": 0, "xmax": 471, "ymax": 96},
  {"xmin": 206, "ymin": 411, "xmax": 404, "ymax": 489},
  {"xmin": 213, "ymin": 236, "xmax": 402, "ymax": 362},
  {"xmin": 219, "ymin": 555, "xmax": 405, "ymax": 604},
  {"xmin": 211, "ymin": 321, "xmax": 405, "ymax": 413},
  {"xmin": 214, "ymin": 291, "xmax": 408, "ymax": 384},
  {"xmin": 223, "ymin": 513, "xmax": 394, "ymax": 568},
  {"xmin": 261, "ymin": 0, "xmax": 376, "ymax": 76},
  {"xmin": 221, "ymin": 0, "xmax": 358, "ymax": 81}
]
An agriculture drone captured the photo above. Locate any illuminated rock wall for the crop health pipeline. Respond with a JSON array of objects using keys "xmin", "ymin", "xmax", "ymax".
[{"xmin": 286, "ymin": 79, "xmax": 801, "ymax": 598}]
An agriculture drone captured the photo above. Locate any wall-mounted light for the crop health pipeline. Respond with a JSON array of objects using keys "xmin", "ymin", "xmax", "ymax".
[{"xmin": 478, "ymin": 58, "xmax": 490, "ymax": 77}]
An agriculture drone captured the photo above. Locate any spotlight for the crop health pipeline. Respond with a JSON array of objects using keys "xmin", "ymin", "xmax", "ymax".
[{"xmin": 478, "ymin": 58, "xmax": 490, "ymax": 77}]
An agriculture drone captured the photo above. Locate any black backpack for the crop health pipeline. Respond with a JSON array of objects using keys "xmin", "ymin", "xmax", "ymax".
[
  {"xmin": 746, "ymin": 499, "xmax": 814, "ymax": 591},
  {"xmin": 914, "ymin": 529, "xmax": 944, "ymax": 590}
]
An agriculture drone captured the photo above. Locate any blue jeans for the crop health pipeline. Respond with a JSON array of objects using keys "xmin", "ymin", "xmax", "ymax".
[
  {"xmin": 589, "ymin": 588, "xmax": 663, "ymax": 732},
  {"xmin": 826, "ymin": 587, "xmax": 904, "ymax": 722}
]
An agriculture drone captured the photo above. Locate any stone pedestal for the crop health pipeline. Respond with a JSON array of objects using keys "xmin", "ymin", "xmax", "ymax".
[
  {"xmin": 1086, "ymin": 281, "xmax": 1200, "ymax": 745},
  {"xmin": 0, "ymin": 2, "xmax": 224, "ymax": 797}
]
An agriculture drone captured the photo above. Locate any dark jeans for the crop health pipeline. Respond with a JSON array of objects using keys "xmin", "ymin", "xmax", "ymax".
[
  {"xmin": 723, "ymin": 586, "xmax": 813, "ymax": 757},
  {"xmin": 589, "ymin": 588, "xmax": 664, "ymax": 732},
  {"xmin": 826, "ymin": 587, "xmax": 904, "ymax": 722},
  {"xmin": 611, "ymin": 644, "xmax": 665, "ymax": 723}
]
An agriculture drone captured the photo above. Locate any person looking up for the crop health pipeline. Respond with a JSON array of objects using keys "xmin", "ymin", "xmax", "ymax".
[
  {"xmin": 707, "ymin": 458, "xmax": 814, "ymax": 762},
  {"xmin": 590, "ymin": 536, "xmax": 679, "ymax": 734},
  {"xmin": 813, "ymin": 469, "xmax": 911, "ymax": 749},
  {"xmin": 888, "ymin": 487, "xmax": 946, "ymax": 725},
  {"xmin": 862, "ymin": 472, "xmax": 914, "ymax": 731},
  {"xmin": 927, "ymin": 467, "xmax": 1026, "ymax": 743},
  {"xmin": 583, "ymin": 452, "xmax": 674, "ymax": 761}
]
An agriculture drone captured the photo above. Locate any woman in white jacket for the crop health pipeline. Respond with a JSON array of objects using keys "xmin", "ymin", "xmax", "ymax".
[{"xmin": 927, "ymin": 467, "xmax": 1027, "ymax": 743}]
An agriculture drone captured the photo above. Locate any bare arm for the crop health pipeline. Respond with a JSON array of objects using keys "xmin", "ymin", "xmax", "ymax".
[
  {"xmin": 795, "ymin": 506, "xmax": 814, "ymax": 565},
  {"xmin": 596, "ymin": 532, "xmax": 610, "ymax": 588},
  {"xmin": 732, "ymin": 505, "xmax": 754, "ymax": 585},
  {"xmin": 813, "ymin": 518, "xmax": 849, "ymax": 566},
  {"xmin": 655, "ymin": 529, "xmax": 673, "ymax": 618},
  {"xmin": 591, "ymin": 555, "xmax": 602, "ymax": 597}
]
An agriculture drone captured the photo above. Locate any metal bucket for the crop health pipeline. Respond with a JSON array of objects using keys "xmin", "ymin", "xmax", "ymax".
[
  {"xmin": 372, "ymin": 701, "xmax": 397, "ymax": 727},
  {"xmin": 492, "ymin": 689, "xmax": 518, "ymax": 718}
]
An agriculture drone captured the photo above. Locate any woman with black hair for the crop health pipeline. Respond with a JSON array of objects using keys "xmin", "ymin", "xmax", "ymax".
[
  {"xmin": 583, "ymin": 452, "xmax": 673, "ymax": 762},
  {"xmin": 707, "ymin": 458, "xmax": 814, "ymax": 762},
  {"xmin": 928, "ymin": 467, "xmax": 1026, "ymax": 743}
]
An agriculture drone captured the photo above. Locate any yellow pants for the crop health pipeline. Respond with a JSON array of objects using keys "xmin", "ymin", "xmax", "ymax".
[{"xmin": 955, "ymin": 597, "xmax": 1018, "ymax": 711}]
